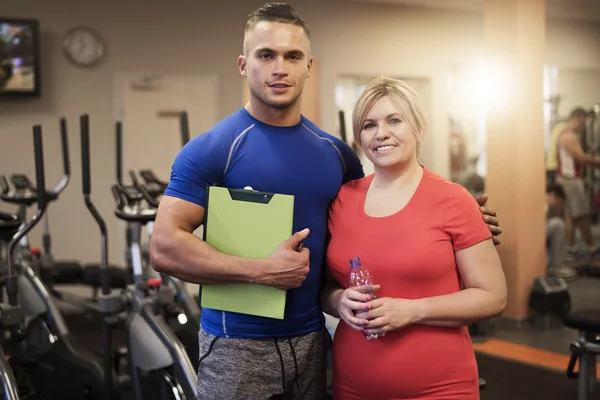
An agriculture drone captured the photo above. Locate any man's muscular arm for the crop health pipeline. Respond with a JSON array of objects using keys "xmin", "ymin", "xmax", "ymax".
[
  {"xmin": 150, "ymin": 195, "xmax": 310, "ymax": 290},
  {"xmin": 561, "ymin": 130, "xmax": 600, "ymax": 168}
]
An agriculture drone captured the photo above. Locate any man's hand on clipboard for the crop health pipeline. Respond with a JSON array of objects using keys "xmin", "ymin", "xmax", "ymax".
[{"xmin": 261, "ymin": 228, "xmax": 311, "ymax": 290}]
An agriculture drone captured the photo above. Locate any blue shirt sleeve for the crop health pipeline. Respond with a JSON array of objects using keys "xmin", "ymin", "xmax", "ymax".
[
  {"xmin": 163, "ymin": 132, "xmax": 228, "ymax": 208},
  {"xmin": 336, "ymin": 138, "xmax": 364, "ymax": 183}
]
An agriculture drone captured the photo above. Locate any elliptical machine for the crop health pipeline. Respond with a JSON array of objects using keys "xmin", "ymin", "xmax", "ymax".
[
  {"xmin": 114, "ymin": 117, "xmax": 200, "ymax": 368},
  {"xmin": 0, "ymin": 209, "xmax": 22, "ymax": 400},
  {"xmin": 127, "ymin": 171, "xmax": 200, "ymax": 369},
  {"xmin": 1, "ymin": 124, "xmax": 118, "ymax": 400},
  {"xmin": 81, "ymin": 114, "xmax": 197, "ymax": 400},
  {"xmin": 0, "ymin": 118, "xmax": 81, "ymax": 282},
  {"xmin": 0, "ymin": 118, "xmax": 131, "ymax": 310},
  {"xmin": 0, "ymin": 128, "xmax": 47, "ymax": 400}
]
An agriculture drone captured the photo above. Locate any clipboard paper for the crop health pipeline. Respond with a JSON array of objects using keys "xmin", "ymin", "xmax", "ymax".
[{"xmin": 201, "ymin": 186, "xmax": 294, "ymax": 320}]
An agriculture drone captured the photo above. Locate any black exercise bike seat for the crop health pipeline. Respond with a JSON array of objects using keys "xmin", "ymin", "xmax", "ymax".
[
  {"xmin": 114, "ymin": 207, "xmax": 156, "ymax": 224},
  {"xmin": 564, "ymin": 310, "xmax": 600, "ymax": 334},
  {"xmin": 1, "ymin": 174, "xmax": 58, "ymax": 206},
  {"xmin": 81, "ymin": 264, "xmax": 132, "ymax": 289},
  {"xmin": 0, "ymin": 211, "xmax": 21, "ymax": 242}
]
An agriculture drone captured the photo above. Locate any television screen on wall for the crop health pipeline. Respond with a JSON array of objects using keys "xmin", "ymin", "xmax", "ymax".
[{"xmin": 0, "ymin": 17, "xmax": 40, "ymax": 98}]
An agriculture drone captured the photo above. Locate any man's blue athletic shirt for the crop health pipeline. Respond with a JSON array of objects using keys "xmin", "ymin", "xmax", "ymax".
[{"xmin": 163, "ymin": 107, "xmax": 364, "ymax": 338}]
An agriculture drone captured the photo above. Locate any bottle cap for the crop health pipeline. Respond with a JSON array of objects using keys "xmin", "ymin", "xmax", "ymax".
[
  {"xmin": 147, "ymin": 278, "xmax": 162, "ymax": 287},
  {"xmin": 349, "ymin": 257, "xmax": 361, "ymax": 269}
]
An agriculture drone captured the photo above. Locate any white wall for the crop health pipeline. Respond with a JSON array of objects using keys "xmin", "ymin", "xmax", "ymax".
[
  {"xmin": 556, "ymin": 68, "xmax": 600, "ymax": 118},
  {"xmin": 546, "ymin": 16, "xmax": 600, "ymax": 120},
  {"xmin": 0, "ymin": 0, "xmax": 599, "ymax": 266}
]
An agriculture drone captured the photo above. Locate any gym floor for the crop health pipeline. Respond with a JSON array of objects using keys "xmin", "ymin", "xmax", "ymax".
[
  {"xmin": 473, "ymin": 247, "xmax": 600, "ymax": 398},
  {"xmin": 486, "ymin": 275, "xmax": 597, "ymax": 355}
]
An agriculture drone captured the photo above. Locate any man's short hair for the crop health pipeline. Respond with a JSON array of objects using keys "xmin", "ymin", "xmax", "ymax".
[
  {"xmin": 547, "ymin": 182, "xmax": 566, "ymax": 200},
  {"xmin": 245, "ymin": 2, "xmax": 310, "ymax": 38},
  {"xmin": 570, "ymin": 107, "xmax": 588, "ymax": 120}
]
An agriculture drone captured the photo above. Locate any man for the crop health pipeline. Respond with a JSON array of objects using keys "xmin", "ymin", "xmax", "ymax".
[
  {"xmin": 546, "ymin": 183, "xmax": 576, "ymax": 280},
  {"xmin": 150, "ymin": 3, "xmax": 502, "ymax": 399},
  {"xmin": 555, "ymin": 107, "xmax": 600, "ymax": 259},
  {"xmin": 547, "ymin": 108, "xmax": 588, "ymax": 185}
]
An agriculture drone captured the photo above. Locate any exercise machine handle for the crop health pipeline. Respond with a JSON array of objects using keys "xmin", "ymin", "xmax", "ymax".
[
  {"xmin": 111, "ymin": 184, "xmax": 125, "ymax": 210},
  {"xmin": 80, "ymin": 114, "xmax": 109, "ymax": 279},
  {"xmin": 1, "ymin": 118, "xmax": 70, "ymax": 202},
  {"xmin": 7, "ymin": 125, "xmax": 48, "ymax": 305},
  {"xmin": 33, "ymin": 126, "xmax": 47, "ymax": 211},
  {"xmin": 180, "ymin": 111, "xmax": 190, "ymax": 146},
  {"xmin": 51, "ymin": 117, "xmax": 71, "ymax": 196},
  {"xmin": 129, "ymin": 170, "xmax": 160, "ymax": 208},
  {"xmin": 566, "ymin": 341, "xmax": 581, "ymax": 379},
  {"xmin": 60, "ymin": 118, "xmax": 70, "ymax": 174},
  {"xmin": 116, "ymin": 121, "xmax": 123, "ymax": 186},
  {"xmin": 139, "ymin": 169, "xmax": 168, "ymax": 188},
  {"xmin": 80, "ymin": 114, "xmax": 118, "ymax": 400},
  {"xmin": 80, "ymin": 113, "xmax": 109, "ymax": 288},
  {"xmin": 81, "ymin": 115, "xmax": 91, "ymax": 196},
  {"xmin": 0, "ymin": 175, "xmax": 8, "ymax": 195},
  {"xmin": 338, "ymin": 110, "xmax": 347, "ymax": 143}
]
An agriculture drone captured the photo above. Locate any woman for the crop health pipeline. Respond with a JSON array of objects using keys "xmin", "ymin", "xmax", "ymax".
[{"xmin": 322, "ymin": 76, "xmax": 507, "ymax": 400}]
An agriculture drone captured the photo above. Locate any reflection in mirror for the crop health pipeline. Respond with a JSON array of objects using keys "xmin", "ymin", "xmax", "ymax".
[
  {"xmin": 446, "ymin": 64, "xmax": 488, "ymax": 197},
  {"xmin": 334, "ymin": 74, "xmax": 432, "ymax": 176},
  {"xmin": 544, "ymin": 66, "xmax": 600, "ymax": 160},
  {"xmin": 543, "ymin": 66, "xmax": 600, "ymax": 282},
  {"xmin": 544, "ymin": 66, "xmax": 600, "ymax": 216},
  {"xmin": 446, "ymin": 64, "xmax": 600, "ymax": 200}
]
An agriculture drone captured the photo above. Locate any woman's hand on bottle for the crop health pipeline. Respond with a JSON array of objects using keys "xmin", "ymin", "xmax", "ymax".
[
  {"xmin": 355, "ymin": 297, "xmax": 420, "ymax": 335},
  {"xmin": 335, "ymin": 285, "xmax": 381, "ymax": 332}
]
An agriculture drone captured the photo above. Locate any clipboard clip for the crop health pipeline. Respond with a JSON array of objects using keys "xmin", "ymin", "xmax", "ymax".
[{"xmin": 244, "ymin": 185, "xmax": 301, "ymax": 251}]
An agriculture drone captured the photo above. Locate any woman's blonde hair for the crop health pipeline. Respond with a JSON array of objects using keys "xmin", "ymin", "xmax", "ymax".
[{"xmin": 352, "ymin": 76, "xmax": 427, "ymax": 155}]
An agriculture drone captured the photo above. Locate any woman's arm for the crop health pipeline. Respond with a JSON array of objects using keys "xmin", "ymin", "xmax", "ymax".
[
  {"xmin": 413, "ymin": 237, "xmax": 507, "ymax": 327},
  {"xmin": 412, "ymin": 185, "xmax": 507, "ymax": 327}
]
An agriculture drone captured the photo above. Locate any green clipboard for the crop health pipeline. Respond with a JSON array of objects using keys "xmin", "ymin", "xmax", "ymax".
[{"xmin": 201, "ymin": 186, "xmax": 294, "ymax": 319}]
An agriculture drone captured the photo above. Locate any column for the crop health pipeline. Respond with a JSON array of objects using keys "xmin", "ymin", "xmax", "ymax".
[{"xmin": 483, "ymin": 0, "xmax": 547, "ymax": 320}]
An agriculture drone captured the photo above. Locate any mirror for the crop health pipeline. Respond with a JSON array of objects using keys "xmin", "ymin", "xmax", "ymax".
[{"xmin": 446, "ymin": 64, "xmax": 489, "ymax": 197}]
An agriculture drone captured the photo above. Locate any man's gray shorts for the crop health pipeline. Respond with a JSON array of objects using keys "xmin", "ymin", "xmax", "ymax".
[
  {"xmin": 196, "ymin": 327, "xmax": 329, "ymax": 400},
  {"xmin": 557, "ymin": 176, "xmax": 589, "ymax": 219}
]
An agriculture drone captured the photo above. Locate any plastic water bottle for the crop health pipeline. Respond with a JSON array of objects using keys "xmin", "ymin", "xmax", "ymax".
[{"xmin": 348, "ymin": 256, "xmax": 380, "ymax": 340}]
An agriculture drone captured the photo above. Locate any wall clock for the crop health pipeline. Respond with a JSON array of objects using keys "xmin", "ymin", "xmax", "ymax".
[{"xmin": 62, "ymin": 26, "xmax": 106, "ymax": 68}]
